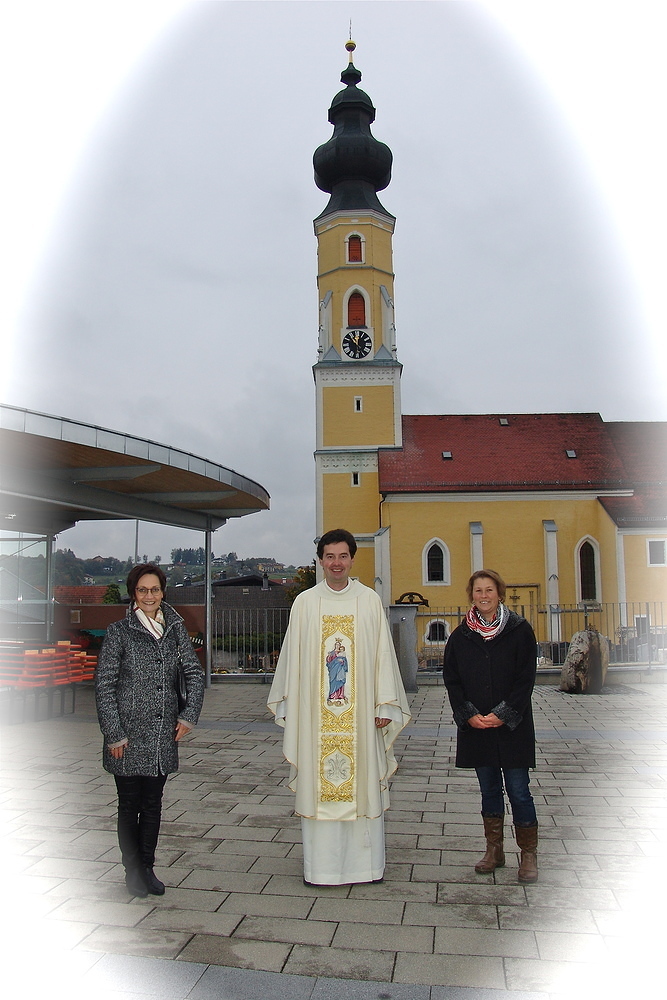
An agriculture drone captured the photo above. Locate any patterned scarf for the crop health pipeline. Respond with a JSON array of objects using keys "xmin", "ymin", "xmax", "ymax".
[{"xmin": 465, "ymin": 603, "xmax": 510, "ymax": 641}]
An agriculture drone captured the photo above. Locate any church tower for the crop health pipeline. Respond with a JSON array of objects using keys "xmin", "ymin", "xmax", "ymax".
[{"xmin": 313, "ymin": 42, "xmax": 401, "ymax": 596}]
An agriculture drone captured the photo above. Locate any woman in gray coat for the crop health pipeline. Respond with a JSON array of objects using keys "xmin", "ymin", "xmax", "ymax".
[{"xmin": 95, "ymin": 563, "xmax": 204, "ymax": 897}]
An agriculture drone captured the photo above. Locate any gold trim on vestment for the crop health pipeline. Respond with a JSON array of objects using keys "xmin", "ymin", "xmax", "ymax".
[
  {"xmin": 319, "ymin": 614, "xmax": 356, "ymax": 804},
  {"xmin": 320, "ymin": 735, "xmax": 355, "ymax": 801}
]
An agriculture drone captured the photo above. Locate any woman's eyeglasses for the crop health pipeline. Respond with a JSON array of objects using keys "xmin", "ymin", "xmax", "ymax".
[{"xmin": 136, "ymin": 587, "xmax": 162, "ymax": 596}]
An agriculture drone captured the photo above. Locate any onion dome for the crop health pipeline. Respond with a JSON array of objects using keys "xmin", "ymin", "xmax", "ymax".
[{"xmin": 314, "ymin": 41, "xmax": 394, "ymax": 221}]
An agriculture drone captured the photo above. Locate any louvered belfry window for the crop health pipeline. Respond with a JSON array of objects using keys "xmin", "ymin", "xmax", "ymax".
[
  {"xmin": 348, "ymin": 235, "xmax": 362, "ymax": 262},
  {"xmin": 348, "ymin": 292, "xmax": 366, "ymax": 327}
]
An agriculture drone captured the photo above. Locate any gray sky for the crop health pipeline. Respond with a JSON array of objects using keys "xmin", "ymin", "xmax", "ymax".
[{"xmin": 3, "ymin": 1, "xmax": 666, "ymax": 566}]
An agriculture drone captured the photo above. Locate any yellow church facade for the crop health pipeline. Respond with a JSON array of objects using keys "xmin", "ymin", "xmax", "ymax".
[{"xmin": 312, "ymin": 46, "xmax": 667, "ymax": 655}]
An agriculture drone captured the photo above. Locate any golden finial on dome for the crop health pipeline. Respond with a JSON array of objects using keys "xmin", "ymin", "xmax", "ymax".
[{"xmin": 346, "ymin": 22, "xmax": 356, "ymax": 61}]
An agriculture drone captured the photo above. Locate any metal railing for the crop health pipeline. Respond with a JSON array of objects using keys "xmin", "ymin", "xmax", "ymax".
[
  {"xmin": 416, "ymin": 602, "xmax": 666, "ymax": 671},
  {"xmin": 210, "ymin": 606, "xmax": 290, "ymax": 673},
  {"xmin": 208, "ymin": 602, "xmax": 666, "ymax": 674}
]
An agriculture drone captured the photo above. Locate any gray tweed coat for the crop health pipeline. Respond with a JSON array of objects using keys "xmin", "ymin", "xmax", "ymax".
[{"xmin": 95, "ymin": 602, "xmax": 204, "ymax": 776}]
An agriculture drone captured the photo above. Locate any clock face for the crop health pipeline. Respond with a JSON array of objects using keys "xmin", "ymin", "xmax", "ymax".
[{"xmin": 342, "ymin": 329, "xmax": 372, "ymax": 359}]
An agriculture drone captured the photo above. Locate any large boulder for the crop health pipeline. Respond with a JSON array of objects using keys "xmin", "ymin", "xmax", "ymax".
[{"xmin": 559, "ymin": 629, "xmax": 609, "ymax": 694}]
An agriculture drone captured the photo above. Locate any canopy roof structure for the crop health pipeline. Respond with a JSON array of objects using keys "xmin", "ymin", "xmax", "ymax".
[{"xmin": 1, "ymin": 405, "xmax": 270, "ymax": 536}]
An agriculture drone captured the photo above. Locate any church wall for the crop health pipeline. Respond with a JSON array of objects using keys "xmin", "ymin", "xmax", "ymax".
[
  {"xmin": 322, "ymin": 472, "xmax": 380, "ymax": 540},
  {"xmin": 322, "ymin": 386, "xmax": 396, "ymax": 446},
  {"xmin": 468, "ymin": 506, "xmax": 546, "ymax": 596},
  {"xmin": 383, "ymin": 495, "xmax": 624, "ymax": 608},
  {"xmin": 622, "ymin": 533, "xmax": 667, "ymax": 604},
  {"xmin": 536, "ymin": 499, "xmax": 618, "ymax": 605},
  {"xmin": 350, "ymin": 545, "xmax": 375, "ymax": 588},
  {"xmin": 382, "ymin": 501, "xmax": 469, "ymax": 605},
  {"xmin": 566, "ymin": 502, "xmax": 619, "ymax": 605}
]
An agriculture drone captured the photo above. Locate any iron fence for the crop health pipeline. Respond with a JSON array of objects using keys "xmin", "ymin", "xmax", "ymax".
[
  {"xmin": 209, "ymin": 602, "xmax": 666, "ymax": 675},
  {"xmin": 211, "ymin": 606, "xmax": 290, "ymax": 673},
  {"xmin": 416, "ymin": 602, "xmax": 667, "ymax": 670}
]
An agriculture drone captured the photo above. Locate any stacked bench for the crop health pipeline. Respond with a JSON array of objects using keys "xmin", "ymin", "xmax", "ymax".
[{"xmin": 0, "ymin": 640, "xmax": 97, "ymax": 723}]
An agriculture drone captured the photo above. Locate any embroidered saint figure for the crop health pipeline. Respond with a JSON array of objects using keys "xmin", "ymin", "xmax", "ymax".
[{"xmin": 326, "ymin": 639, "xmax": 348, "ymax": 705}]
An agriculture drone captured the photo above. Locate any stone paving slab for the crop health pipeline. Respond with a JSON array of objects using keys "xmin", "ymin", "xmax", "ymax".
[
  {"xmin": 3, "ymin": 681, "xmax": 667, "ymax": 998},
  {"xmin": 176, "ymin": 933, "xmax": 291, "ymax": 971},
  {"xmin": 189, "ymin": 964, "xmax": 315, "ymax": 1000},
  {"xmin": 80, "ymin": 924, "xmax": 194, "ymax": 958},
  {"xmin": 135, "ymin": 907, "xmax": 243, "ymax": 938},
  {"xmin": 84, "ymin": 952, "xmax": 208, "ymax": 996},
  {"xmin": 283, "ymin": 942, "xmax": 396, "ymax": 981},
  {"xmin": 233, "ymin": 914, "xmax": 337, "ymax": 947}
]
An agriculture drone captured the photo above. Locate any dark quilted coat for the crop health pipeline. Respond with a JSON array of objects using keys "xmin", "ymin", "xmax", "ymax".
[
  {"xmin": 443, "ymin": 612, "xmax": 537, "ymax": 768},
  {"xmin": 95, "ymin": 602, "xmax": 204, "ymax": 776}
]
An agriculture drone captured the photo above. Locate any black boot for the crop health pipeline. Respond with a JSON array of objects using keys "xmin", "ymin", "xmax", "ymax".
[
  {"xmin": 115, "ymin": 776, "xmax": 147, "ymax": 897},
  {"xmin": 125, "ymin": 867, "xmax": 148, "ymax": 898},
  {"xmin": 139, "ymin": 774, "xmax": 167, "ymax": 896},
  {"xmin": 142, "ymin": 867, "xmax": 165, "ymax": 895}
]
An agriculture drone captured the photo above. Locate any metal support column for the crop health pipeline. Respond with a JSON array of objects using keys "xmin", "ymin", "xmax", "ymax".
[
  {"xmin": 204, "ymin": 520, "xmax": 213, "ymax": 688},
  {"xmin": 45, "ymin": 533, "xmax": 55, "ymax": 642}
]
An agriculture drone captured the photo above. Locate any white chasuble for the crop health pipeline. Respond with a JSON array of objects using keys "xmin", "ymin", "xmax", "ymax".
[{"xmin": 268, "ymin": 579, "xmax": 411, "ymax": 823}]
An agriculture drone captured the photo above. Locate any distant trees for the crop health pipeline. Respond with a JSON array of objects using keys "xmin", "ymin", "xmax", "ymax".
[
  {"xmin": 0, "ymin": 552, "xmax": 46, "ymax": 587},
  {"xmin": 80, "ymin": 556, "xmax": 126, "ymax": 577},
  {"xmin": 4, "ymin": 546, "xmax": 306, "ymax": 593},
  {"xmin": 285, "ymin": 563, "xmax": 316, "ymax": 605},
  {"xmin": 102, "ymin": 583, "xmax": 122, "ymax": 604},
  {"xmin": 55, "ymin": 549, "xmax": 86, "ymax": 586},
  {"xmin": 171, "ymin": 547, "xmax": 206, "ymax": 565}
]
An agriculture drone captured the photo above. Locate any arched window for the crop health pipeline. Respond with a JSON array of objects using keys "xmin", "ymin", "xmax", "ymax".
[
  {"xmin": 579, "ymin": 541, "xmax": 596, "ymax": 600},
  {"xmin": 421, "ymin": 538, "xmax": 451, "ymax": 587},
  {"xmin": 347, "ymin": 235, "xmax": 363, "ymax": 262},
  {"xmin": 426, "ymin": 620, "xmax": 448, "ymax": 642},
  {"xmin": 427, "ymin": 544, "xmax": 444, "ymax": 581},
  {"xmin": 575, "ymin": 536, "xmax": 601, "ymax": 603},
  {"xmin": 347, "ymin": 292, "xmax": 366, "ymax": 327}
]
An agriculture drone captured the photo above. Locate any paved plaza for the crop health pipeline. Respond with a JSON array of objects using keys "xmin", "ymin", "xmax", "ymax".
[{"xmin": 2, "ymin": 677, "xmax": 667, "ymax": 999}]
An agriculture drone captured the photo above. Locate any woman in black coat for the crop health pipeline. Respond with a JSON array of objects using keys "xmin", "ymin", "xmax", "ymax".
[
  {"xmin": 96, "ymin": 563, "xmax": 204, "ymax": 898},
  {"xmin": 443, "ymin": 570, "xmax": 538, "ymax": 883}
]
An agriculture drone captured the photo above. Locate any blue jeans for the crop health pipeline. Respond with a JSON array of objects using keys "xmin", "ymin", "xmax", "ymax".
[{"xmin": 475, "ymin": 766, "xmax": 537, "ymax": 826}]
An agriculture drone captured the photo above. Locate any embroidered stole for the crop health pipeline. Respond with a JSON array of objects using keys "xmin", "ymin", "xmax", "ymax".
[{"xmin": 318, "ymin": 610, "xmax": 356, "ymax": 810}]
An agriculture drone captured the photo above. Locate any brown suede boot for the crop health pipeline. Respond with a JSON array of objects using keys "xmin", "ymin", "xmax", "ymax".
[
  {"xmin": 475, "ymin": 816, "xmax": 505, "ymax": 874},
  {"xmin": 515, "ymin": 823, "xmax": 538, "ymax": 883}
]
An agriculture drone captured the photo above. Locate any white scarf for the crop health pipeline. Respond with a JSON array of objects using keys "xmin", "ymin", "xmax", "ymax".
[{"xmin": 133, "ymin": 603, "xmax": 165, "ymax": 638}]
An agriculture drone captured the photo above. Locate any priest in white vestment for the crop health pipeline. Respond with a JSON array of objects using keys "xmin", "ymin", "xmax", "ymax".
[{"xmin": 268, "ymin": 528, "xmax": 411, "ymax": 886}]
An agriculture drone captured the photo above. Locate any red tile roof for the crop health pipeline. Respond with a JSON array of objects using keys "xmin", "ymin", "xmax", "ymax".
[
  {"xmin": 54, "ymin": 586, "xmax": 110, "ymax": 605},
  {"xmin": 605, "ymin": 421, "xmax": 667, "ymax": 480},
  {"xmin": 599, "ymin": 421, "xmax": 667, "ymax": 526},
  {"xmin": 379, "ymin": 413, "xmax": 630, "ymax": 492},
  {"xmin": 599, "ymin": 492, "xmax": 666, "ymax": 527}
]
